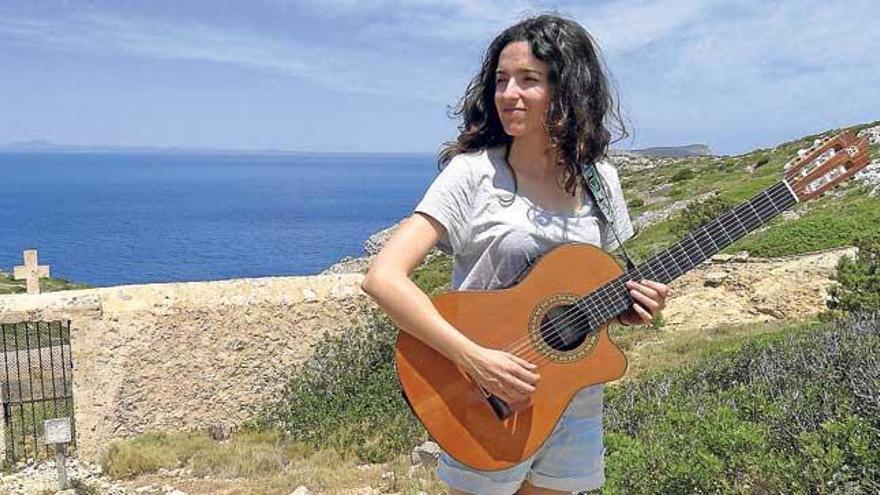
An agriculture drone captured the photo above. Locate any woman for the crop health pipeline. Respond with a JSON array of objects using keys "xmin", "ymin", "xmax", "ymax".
[{"xmin": 361, "ymin": 14, "xmax": 669, "ymax": 495}]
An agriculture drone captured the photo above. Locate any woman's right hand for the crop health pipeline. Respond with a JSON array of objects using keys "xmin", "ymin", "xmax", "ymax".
[{"xmin": 459, "ymin": 345, "xmax": 540, "ymax": 405}]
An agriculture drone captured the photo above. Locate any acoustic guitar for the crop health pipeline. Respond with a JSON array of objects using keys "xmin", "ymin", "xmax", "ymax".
[{"xmin": 394, "ymin": 130, "xmax": 873, "ymax": 470}]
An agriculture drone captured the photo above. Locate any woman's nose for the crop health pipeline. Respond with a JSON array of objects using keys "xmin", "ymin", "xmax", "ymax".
[{"xmin": 501, "ymin": 79, "xmax": 521, "ymax": 100}]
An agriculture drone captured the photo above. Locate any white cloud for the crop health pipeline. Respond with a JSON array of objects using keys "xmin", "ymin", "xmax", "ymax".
[
  {"xmin": 0, "ymin": 11, "xmax": 468, "ymax": 102},
  {"xmin": 568, "ymin": 0, "xmax": 711, "ymax": 55}
]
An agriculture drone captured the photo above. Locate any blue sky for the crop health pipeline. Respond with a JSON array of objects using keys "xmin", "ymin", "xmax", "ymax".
[{"xmin": 1, "ymin": 0, "xmax": 877, "ymax": 154}]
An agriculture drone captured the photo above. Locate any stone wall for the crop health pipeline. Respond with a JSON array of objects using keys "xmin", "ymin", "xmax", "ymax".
[{"xmin": 0, "ymin": 273, "xmax": 369, "ymax": 462}]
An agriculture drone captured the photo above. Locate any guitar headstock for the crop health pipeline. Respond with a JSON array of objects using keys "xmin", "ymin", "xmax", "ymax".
[{"xmin": 783, "ymin": 130, "xmax": 872, "ymax": 202}]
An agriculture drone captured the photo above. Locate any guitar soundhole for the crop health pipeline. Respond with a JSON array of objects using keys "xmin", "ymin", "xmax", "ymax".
[{"xmin": 540, "ymin": 304, "xmax": 589, "ymax": 352}]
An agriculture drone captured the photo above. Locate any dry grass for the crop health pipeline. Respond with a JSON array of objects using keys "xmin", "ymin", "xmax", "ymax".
[
  {"xmin": 102, "ymin": 431, "xmax": 213, "ymax": 478},
  {"xmin": 103, "ymin": 429, "xmax": 445, "ymax": 495}
]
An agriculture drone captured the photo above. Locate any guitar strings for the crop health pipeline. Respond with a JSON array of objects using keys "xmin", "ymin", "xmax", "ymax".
[
  {"xmin": 506, "ymin": 181, "xmax": 792, "ymax": 365},
  {"xmin": 518, "ymin": 146, "xmax": 812, "ymax": 361},
  {"xmin": 501, "ymin": 186, "xmax": 786, "ymax": 364},
  {"xmin": 501, "ymin": 180, "xmax": 800, "ymax": 365},
  {"xmin": 510, "ymin": 181, "xmax": 796, "ymax": 364}
]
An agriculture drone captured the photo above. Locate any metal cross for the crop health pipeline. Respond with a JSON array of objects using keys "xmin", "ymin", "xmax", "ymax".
[{"xmin": 13, "ymin": 249, "xmax": 50, "ymax": 295}]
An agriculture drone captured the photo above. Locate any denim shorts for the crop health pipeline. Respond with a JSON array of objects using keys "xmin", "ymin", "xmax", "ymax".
[{"xmin": 437, "ymin": 385, "xmax": 605, "ymax": 494}]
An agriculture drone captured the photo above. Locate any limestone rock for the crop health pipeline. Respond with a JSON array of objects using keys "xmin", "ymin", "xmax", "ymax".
[
  {"xmin": 364, "ymin": 222, "xmax": 403, "ymax": 255},
  {"xmin": 710, "ymin": 254, "xmax": 734, "ymax": 263},
  {"xmin": 0, "ymin": 458, "xmax": 124, "ymax": 495},
  {"xmin": 703, "ymin": 271, "xmax": 729, "ymax": 287},
  {"xmin": 781, "ymin": 210, "xmax": 802, "ymax": 221},
  {"xmin": 755, "ymin": 305, "xmax": 786, "ymax": 319},
  {"xmin": 319, "ymin": 220, "xmax": 404, "ymax": 275},
  {"xmin": 733, "ymin": 251, "xmax": 750, "ymax": 262},
  {"xmin": 854, "ymin": 158, "xmax": 880, "ymax": 197},
  {"xmin": 857, "ymin": 124, "xmax": 880, "ymax": 145},
  {"xmin": 606, "ymin": 152, "xmax": 680, "ymax": 173},
  {"xmin": 660, "ymin": 247, "xmax": 857, "ymax": 339},
  {"xmin": 320, "ymin": 255, "xmax": 372, "ymax": 275},
  {"xmin": 411, "ymin": 440, "xmax": 442, "ymax": 467}
]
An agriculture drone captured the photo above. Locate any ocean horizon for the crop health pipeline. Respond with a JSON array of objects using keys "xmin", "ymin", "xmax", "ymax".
[{"xmin": 0, "ymin": 151, "xmax": 440, "ymax": 287}]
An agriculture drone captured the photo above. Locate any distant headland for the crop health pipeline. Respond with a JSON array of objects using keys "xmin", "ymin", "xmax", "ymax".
[
  {"xmin": 0, "ymin": 140, "xmax": 430, "ymax": 156},
  {"xmin": 1, "ymin": 139, "xmax": 713, "ymax": 158}
]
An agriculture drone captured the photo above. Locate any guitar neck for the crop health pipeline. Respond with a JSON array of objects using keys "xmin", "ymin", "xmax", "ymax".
[{"xmin": 578, "ymin": 181, "xmax": 799, "ymax": 323}]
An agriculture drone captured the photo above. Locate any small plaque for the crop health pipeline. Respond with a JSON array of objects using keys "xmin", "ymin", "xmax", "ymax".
[{"xmin": 44, "ymin": 417, "xmax": 72, "ymax": 445}]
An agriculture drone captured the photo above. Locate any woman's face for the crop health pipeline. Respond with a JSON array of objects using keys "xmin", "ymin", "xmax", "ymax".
[{"xmin": 494, "ymin": 41, "xmax": 551, "ymax": 140}]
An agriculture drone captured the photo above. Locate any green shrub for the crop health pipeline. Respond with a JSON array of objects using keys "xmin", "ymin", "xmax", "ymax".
[
  {"xmin": 672, "ymin": 194, "xmax": 736, "ymax": 235},
  {"xmin": 257, "ymin": 309, "xmax": 424, "ymax": 462},
  {"xmin": 411, "ymin": 253, "xmax": 452, "ymax": 295},
  {"xmin": 721, "ymin": 158, "xmax": 739, "ymax": 169},
  {"xmin": 254, "ymin": 252, "xmax": 452, "ymax": 463},
  {"xmin": 671, "ymin": 168, "xmax": 695, "ymax": 182},
  {"xmin": 627, "ymin": 197, "xmax": 645, "ymax": 208},
  {"xmin": 828, "ymin": 233, "xmax": 880, "ymax": 313},
  {"xmin": 602, "ymin": 314, "xmax": 880, "ymax": 493},
  {"xmin": 668, "ymin": 186, "xmax": 686, "ymax": 200},
  {"xmin": 734, "ymin": 193, "xmax": 880, "ymax": 257}
]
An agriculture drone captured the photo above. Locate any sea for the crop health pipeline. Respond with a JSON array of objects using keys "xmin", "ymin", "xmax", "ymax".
[{"xmin": 0, "ymin": 151, "xmax": 439, "ymax": 287}]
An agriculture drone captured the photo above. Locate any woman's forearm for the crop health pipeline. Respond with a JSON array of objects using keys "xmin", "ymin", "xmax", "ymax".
[{"xmin": 361, "ymin": 273, "xmax": 477, "ymax": 365}]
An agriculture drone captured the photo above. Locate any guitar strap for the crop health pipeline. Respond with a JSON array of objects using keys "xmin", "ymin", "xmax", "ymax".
[{"xmin": 580, "ymin": 161, "xmax": 636, "ymax": 271}]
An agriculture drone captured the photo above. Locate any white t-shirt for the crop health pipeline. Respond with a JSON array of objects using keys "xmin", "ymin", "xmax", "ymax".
[{"xmin": 415, "ymin": 144, "xmax": 634, "ymax": 292}]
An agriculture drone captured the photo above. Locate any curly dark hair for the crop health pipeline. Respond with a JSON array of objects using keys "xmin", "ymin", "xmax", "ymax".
[{"xmin": 439, "ymin": 13, "xmax": 627, "ymax": 197}]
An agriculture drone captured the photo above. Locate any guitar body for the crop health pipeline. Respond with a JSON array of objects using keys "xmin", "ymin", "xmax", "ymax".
[{"xmin": 395, "ymin": 243, "xmax": 628, "ymax": 471}]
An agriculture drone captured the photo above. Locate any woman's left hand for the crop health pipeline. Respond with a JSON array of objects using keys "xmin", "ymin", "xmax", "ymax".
[{"xmin": 619, "ymin": 279, "xmax": 670, "ymax": 326}]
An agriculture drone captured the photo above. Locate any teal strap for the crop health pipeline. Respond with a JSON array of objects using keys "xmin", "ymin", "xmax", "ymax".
[
  {"xmin": 580, "ymin": 161, "xmax": 636, "ymax": 269},
  {"xmin": 580, "ymin": 162, "xmax": 615, "ymax": 225}
]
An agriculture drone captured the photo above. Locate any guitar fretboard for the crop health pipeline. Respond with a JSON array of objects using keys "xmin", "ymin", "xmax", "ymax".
[{"xmin": 576, "ymin": 181, "xmax": 798, "ymax": 324}]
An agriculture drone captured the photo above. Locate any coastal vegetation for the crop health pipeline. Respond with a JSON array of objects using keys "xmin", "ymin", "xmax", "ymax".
[
  {"xmin": 603, "ymin": 314, "xmax": 879, "ymax": 493},
  {"xmin": 0, "ymin": 271, "xmax": 90, "ymax": 295},
  {"xmin": 624, "ymin": 120, "xmax": 880, "ymax": 260}
]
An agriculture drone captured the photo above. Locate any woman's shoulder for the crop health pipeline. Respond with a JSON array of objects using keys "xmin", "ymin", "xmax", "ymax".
[
  {"xmin": 593, "ymin": 157, "xmax": 620, "ymax": 177},
  {"xmin": 441, "ymin": 145, "xmax": 503, "ymax": 178},
  {"xmin": 593, "ymin": 157, "xmax": 624, "ymax": 191},
  {"xmin": 445, "ymin": 145, "xmax": 501, "ymax": 166}
]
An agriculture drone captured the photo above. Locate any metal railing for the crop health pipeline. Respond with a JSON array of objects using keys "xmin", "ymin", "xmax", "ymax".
[{"xmin": 1, "ymin": 321, "xmax": 75, "ymax": 463}]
